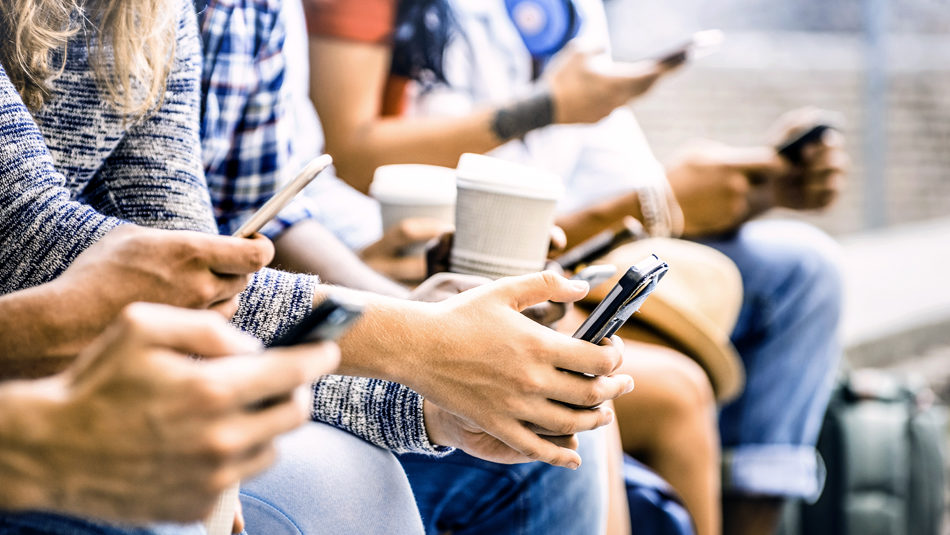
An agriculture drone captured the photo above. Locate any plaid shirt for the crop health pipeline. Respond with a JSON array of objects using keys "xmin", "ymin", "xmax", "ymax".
[{"xmin": 197, "ymin": 0, "xmax": 320, "ymax": 237}]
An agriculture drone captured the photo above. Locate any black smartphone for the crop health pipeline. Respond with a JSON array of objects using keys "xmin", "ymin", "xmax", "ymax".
[
  {"xmin": 572, "ymin": 255, "xmax": 669, "ymax": 345},
  {"xmin": 272, "ymin": 295, "xmax": 364, "ymax": 347},
  {"xmin": 554, "ymin": 217, "xmax": 646, "ymax": 273},
  {"xmin": 775, "ymin": 124, "xmax": 833, "ymax": 166}
]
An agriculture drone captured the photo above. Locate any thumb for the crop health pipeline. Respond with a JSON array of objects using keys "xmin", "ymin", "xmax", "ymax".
[{"xmin": 481, "ymin": 271, "xmax": 590, "ymax": 312}]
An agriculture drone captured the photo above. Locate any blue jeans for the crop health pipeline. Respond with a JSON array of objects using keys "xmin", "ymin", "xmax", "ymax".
[
  {"xmin": 397, "ymin": 427, "xmax": 609, "ymax": 535},
  {"xmin": 239, "ymin": 422, "xmax": 423, "ymax": 534},
  {"xmin": 0, "ymin": 515, "xmax": 202, "ymax": 535},
  {"xmin": 701, "ymin": 220, "xmax": 843, "ymax": 500},
  {"xmin": 0, "ymin": 423, "xmax": 422, "ymax": 535}
]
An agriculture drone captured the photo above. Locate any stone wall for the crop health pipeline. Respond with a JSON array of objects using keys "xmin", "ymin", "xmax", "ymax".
[{"xmin": 605, "ymin": 1, "xmax": 950, "ymax": 235}]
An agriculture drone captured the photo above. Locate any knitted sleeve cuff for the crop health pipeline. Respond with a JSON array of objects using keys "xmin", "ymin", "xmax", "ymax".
[
  {"xmin": 230, "ymin": 268, "xmax": 318, "ymax": 345},
  {"xmin": 311, "ymin": 375, "xmax": 454, "ymax": 456}
]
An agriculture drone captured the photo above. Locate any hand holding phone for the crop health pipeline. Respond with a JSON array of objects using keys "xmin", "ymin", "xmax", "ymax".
[
  {"xmin": 232, "ymin": 154, "xmax": 333, "ymax": 238},
  {"xmin": 573, "ymin": 255, "xmax": 669, "ymax": 345}
]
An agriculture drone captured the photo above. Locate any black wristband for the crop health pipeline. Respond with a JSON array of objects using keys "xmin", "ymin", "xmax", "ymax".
[{"xmin": 491, "ymin": 92, "xmax": 554, "ymax": 142}]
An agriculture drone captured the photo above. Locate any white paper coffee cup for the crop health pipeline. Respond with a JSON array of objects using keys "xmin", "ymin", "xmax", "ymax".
[
  {"xmin": 370, "ymin": 164, "xmax": 457, "ymax": 232},
  {"xmin": 204, "ymin": 483, "xmax": 239, "ymax": 535},
  {"xmin": 451, "ymin": 153, "xmax": 564, "ymax": 279}
]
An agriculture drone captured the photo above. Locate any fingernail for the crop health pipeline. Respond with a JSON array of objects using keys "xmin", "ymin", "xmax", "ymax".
[
  {"xmin": 567, "ymin": 461, "xmax": 580, "ymax": 471},
  {"xmin": 624, "ymin": 377, "xmax": 635, "ymax": 394},
  {"xmin": 570, "ymin": 280, "xmax": 589, "ymax": 292}
]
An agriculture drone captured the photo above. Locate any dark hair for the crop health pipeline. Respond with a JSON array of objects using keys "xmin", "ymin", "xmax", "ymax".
[{"xmin": 390, "ymin": 0, "xmax": 454, "ymax": 84}]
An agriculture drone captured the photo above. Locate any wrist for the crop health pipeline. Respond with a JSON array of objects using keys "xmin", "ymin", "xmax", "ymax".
[
  {"xmin": 422, "ymin": 399, "xmax": 454, "ymax": 448},
  {"xmin": 491, "ymin": 91, "xmax": 554, "ymax": 142}
]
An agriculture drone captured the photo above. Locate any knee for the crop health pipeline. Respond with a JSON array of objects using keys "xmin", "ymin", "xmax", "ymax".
[
  {"xmin": 742, "ymin": 220, "xmax": 845, "ymax": 319},
  {"xmin": 645, "ymin": 347, "xmax": 717, "ymax": 421}
]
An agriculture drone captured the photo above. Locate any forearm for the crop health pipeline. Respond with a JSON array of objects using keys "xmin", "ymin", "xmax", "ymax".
[
  {"xmin": 556, "ymin": 191, "xmax": 644, "ymax": 248},
  {"xmin": 273, "ymin": 219, "xmax": 409, "ymax": 298},
  {"xmin": 329, "ymin": 112, "xmax": 501, "ymax": 194}
]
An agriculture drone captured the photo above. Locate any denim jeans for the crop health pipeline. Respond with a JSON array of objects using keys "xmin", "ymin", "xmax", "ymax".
[
  {"xmin": 0, "ymin": 514, "xmax": 203, "ymax": 535},
  {"xmin": 397, "ymin": 427, "xmax": 609, "ymax": 535},
  {"xmin": 0, "ymin": 423, "xmax": 422, "ymax": 535},
  {"xmin": 701, "ymin": 220, "xmax": 843, "ymax": 500},
  {"xmin": 238, "ymin": 422, "xmax": 423, "ymax": 535}
]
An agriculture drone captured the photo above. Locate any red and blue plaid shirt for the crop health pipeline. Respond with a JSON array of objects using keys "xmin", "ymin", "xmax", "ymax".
[{"xmin": 197, "ymin": 0, "xmax": 320, "ymax": 238}]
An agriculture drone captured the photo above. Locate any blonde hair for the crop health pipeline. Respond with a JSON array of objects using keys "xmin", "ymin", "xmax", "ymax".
[{"xmin": 0, "ymin": 0, "xmax": 177, "ymax": 116}]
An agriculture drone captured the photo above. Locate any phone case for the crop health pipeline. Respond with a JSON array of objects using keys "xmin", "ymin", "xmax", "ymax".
[{"xmin": 573, "ymin": 255, "xmax": 669, "ymax": 345}]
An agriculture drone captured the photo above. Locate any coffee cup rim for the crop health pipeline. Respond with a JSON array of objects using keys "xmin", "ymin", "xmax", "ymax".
[
  {"xmin": 370, "ymin": 164, "xmax": 458, "ymax": 205},
  {"xmin": 455, "ymin": 153, "xmax": 564, "ymax": 201}
]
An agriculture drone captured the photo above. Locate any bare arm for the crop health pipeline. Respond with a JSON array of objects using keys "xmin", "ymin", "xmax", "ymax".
[
  {"xmin": 308, "ymin": 38, "xmax": 501, "ymax": 193},
  {"xmin": 272, "ymin": 219, "xmax": 410, "ymax": 298},
  {"xmin": 308, "ymin": 38, "xmax": 671, "ymax": 193}
]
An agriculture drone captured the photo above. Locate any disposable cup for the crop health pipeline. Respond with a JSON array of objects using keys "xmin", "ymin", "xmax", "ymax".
[
  {"xmin": 451, "ymin": 153, "xmax": 563, "ymax": 279},
  {"xmin": 370, "ymin": 164, "xmax": 457, "ymax": 232}
]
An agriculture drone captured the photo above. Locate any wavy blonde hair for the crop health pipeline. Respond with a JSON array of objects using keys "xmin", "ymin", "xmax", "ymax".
[{"xmin": 0, "ymin": 0, "xmax": 177, "ymax": 115}]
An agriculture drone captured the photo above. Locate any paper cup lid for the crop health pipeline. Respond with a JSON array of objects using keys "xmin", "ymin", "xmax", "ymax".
[
  {"xmin": 455, "ymin": 153, "xmax": 564, "ymax": 201},
  {"xmin": 370, "ymin": 164, "xmax": 457, "ymax": 205}
]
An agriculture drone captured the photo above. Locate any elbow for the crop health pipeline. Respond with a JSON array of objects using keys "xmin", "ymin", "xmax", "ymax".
[{"xmin": 325, "ymin": 145, "xmax": 375, "ymax": 195}]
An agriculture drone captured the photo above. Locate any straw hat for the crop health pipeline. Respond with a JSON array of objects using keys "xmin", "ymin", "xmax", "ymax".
[{"xmin": 582, "ymin": 238, "xmax": 746, "ymax": 402}]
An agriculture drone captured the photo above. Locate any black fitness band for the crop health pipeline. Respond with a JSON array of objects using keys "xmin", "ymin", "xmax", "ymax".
[{"xmin": 491, "ymin": 92, "xmax": 555, "ymax": 142}]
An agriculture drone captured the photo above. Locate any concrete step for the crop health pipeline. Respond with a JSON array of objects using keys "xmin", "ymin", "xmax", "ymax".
[{"xmin": 840, "ymin": 217, "xmax": 950, "ymax": 368}]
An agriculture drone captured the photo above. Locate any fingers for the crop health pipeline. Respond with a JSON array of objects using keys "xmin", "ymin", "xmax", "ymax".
[
  {"xmin": 411, "ymin": 272, "xmax": 490, "ymax": 302},
  {"xmin": 372, "ymin": 218, "xmax": 453, "ymax": 254},
  {"xmin": 525, "ymin": 402, "xmax": 615, "ymax": 436},
  {"xmin": 209, "ymin": 295, "xmax": 242, "ymax": 320},
  {"xmin": 203, "ymin": 233, "xmax": 274, "ymax": 275},
  {"xmin": 544, "ymin": 372, "xmax": 635, "ymax": 408},
  {"xmin": 550, "ymin": 336, "xmax": 625, "ymax": 376},
  {"xmin": 490, "ymin": 419, "xmax": 583, "ymax": 469},
  {"xmin": 217, "ymin": 391, "xmax": 311, "ymax": 452},
  {"xmin": 521, "ymin": 301, "xmax": 568, "ymax": 326},
  {"xmin": 201, "ymin": 342, "xmax": 340, "ymax": 408},
  {"xmin": 485, "ymin": 270, "xmax": 590, "ymax": 311},
  {"xmin": 117, "ymin": 303, "xmax": 262, "ymax": 358}
]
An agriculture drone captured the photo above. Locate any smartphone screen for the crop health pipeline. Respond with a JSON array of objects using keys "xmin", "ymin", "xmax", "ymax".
[{"xmin": 573, "ymin": 255, "xmax": 668, "ymax": 345}]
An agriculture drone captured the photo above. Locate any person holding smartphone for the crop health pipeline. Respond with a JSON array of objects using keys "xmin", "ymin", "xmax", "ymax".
[
  {"xmin": 0, "ymin": 3, "xmax": 638, "ymax": 534},
  {"xmin": 298, "ymin": 1, "xmax": 847, "ymax": 535},
  {"xmin": 0, "ymin": 297, "xmax": 340, "ymax": 531}
]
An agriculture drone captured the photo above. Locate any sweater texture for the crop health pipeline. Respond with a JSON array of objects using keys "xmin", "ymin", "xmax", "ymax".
[{"xmin": 0, "ymin": 0, "xmax": 439, "ymax": 455}]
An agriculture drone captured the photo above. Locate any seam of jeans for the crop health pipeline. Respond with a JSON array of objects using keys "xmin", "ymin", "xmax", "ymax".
[{"xmin": 239, "ymin": 492, "xmax": 305, "ymax": 535}]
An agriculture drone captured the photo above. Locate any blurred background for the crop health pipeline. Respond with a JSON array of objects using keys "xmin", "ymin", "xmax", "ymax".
[
  {"xmin": 606, "ymin": 0, "xmax": 950, "ymax": 234},
  {"xmin": 603, "ymin": 0, "xmax": 950, "ymax": 530}
]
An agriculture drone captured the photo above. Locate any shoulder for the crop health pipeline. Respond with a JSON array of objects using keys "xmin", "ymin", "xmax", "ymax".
[{"xmin": 303, "ymin": 0, "xmax": 398, "ymax": 43}]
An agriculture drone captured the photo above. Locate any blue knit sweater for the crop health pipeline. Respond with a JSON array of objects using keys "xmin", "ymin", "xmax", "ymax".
[{"xmin": 0, "ymin": 0, "xmax": 439, "ymax": 455}]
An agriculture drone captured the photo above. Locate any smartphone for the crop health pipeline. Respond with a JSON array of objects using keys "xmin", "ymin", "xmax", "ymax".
[
  {"xmin": 554, "ymin": 217, "xmax": 646, "ymax": 273},
  {"xmin": 645, "ymin": 29, "xmax": 724, "ymax": 68},
  {"xmin": 232, "ymin": 153, "xmax": 334, "ymax": 238},
  {"xmin": 572, "ymin": 255, "xmax": 669, "ymax": 345},
  {"xmin": 776, "ymin": 124, "xmax": 833, "ymax": 166},
  {"xmin": 571, "ymin": 264, "xmax": 617, "ymax": 289},
  {"xmin": 272, "ymin": 294, "xmax": 364, "ymax": 347}
]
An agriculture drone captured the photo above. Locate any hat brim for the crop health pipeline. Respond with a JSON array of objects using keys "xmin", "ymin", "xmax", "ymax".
[{"xmin": 622, "ymin": 295, "xmax": 745, "ymax": 403}]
